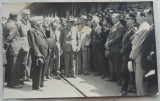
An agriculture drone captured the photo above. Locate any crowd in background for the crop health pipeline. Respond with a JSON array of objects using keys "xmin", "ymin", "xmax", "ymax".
[{"xmin": 2, "ymin": 5, "xmax": 158, "ymax": 96}]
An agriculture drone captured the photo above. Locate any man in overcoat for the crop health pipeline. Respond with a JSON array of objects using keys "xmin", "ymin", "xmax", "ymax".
[{"xmin": 28, "ymin": 16, "xmax": 53, "ymax": 90}]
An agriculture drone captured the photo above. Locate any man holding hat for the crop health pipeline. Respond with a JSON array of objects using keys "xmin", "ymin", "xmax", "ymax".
[
  {"xmin": 77, "ymin": 15, "xmax": 92, "ymax": 75},
  {"xmin": 3, "ymin": 12, "xmax": 23, "ymax": 88}
]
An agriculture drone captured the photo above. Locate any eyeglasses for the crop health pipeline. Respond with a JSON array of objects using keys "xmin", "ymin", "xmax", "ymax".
[{"xmin": 125, "ymin": 17, "xmax": 133, "ymax": 20}]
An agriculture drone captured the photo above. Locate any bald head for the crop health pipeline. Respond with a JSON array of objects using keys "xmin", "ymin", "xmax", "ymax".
[{"xmin": 22, "ymin": 9, "xmax": 30, "ymax": 21}]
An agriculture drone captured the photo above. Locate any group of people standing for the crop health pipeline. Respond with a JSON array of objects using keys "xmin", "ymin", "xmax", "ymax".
[{"xmin": 3, "ymin": 6, "xmax": 158, "ymax": 96}]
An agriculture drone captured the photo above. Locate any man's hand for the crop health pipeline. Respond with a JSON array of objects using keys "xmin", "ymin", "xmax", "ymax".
[
  {"xmin": 105, "ymin": 42, "xmax": 109, "ymax": 49},
  {"xmin": 36, "ymin": 58, "xmax": 44, "ymax": 68}
]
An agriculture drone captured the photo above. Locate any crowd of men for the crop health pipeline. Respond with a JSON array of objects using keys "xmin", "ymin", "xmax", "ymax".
[{"xmin": 2, "ymin": 6, "xmax": 158, "ymax": 96}]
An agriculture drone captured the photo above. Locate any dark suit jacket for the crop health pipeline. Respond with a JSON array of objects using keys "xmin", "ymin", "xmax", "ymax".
[
  {"xmin": 3, "ymin": 20, "xmax": 21, "ymax": 56},
  {"xmin": 106, "ymin": 22, "xmax": 125, "ymax": 53},
  {"xmin": 141, "ymin": 27, "xmax": 156, "ymax": 70},
  {"xmin": 27, "ymin": 25, "xmax": 49, "ymax": 58},
  {"xmin": 121, "ymin": 24, "xmax": 139, "ymax": 55}
]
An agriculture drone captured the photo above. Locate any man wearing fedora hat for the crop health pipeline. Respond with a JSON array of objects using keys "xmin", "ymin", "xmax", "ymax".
[{"xmin": 60, "ymin": 17, "xmax": 78, "ymax": 77}]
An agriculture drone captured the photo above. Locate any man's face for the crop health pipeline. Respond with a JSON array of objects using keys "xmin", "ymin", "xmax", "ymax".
[
  {"xmin": 136, "ymin": 13, "xmax": 144, "ymax": 24},
  {"xmin": 125, "ymin": 14, "xmax": 134, "ymax": 27},
  {"xmin": 2, "ymin": 17, "xmax": 7, "ymax": 25},
  {"xmin": 146, "ymin": 14, "xmax": 153, "ymax": 25},
  {"xmin": 92, "ymin": 21, "xmax": 98, "ymax": 27},
  {"xmin": 35, "ymin": 19, "xmax": 41, "ymax": 27},
  {"xmin": 77, "ymin": 18, "xmax": 81, "ymax": 25},
  {"xmin": 52, "ymin": 22, "xmax": 58, "ymax": 29},
  {"xmin": 112, "ymin": 16, "xmax": 119, "ymax": 24},
  {"xmin": 102, "ymin": 19, "xmax": 107, "ymax": 26},
  {"xmin": 22, "ymin": 14, "xmax": 30, "ymax": 20},
  {"xmin": 44, "ymin": 19, "xmax": 50, "ymax": 27}
]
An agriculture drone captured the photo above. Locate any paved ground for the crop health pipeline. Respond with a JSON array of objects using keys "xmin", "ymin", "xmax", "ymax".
[
  {"xmin": 3, "ymin": 73, "xmax": 136, "ymax": 99},
  {"xmin": 65, "ymin": 73, "xmax": 121, "ymax": 97},
  {"xmin": 3, "ymin": 76, "xmax": 83, "ymax": 99}
]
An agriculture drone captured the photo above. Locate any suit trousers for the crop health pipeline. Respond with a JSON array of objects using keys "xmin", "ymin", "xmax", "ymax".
[
  {"xmin": 19, "ymin": 51, "xmax": 28, "ymax": 80},
  {"xmin": 121, "ymin": 54, "xmax": 130, "ymax": 91},
  {"xmin": 135, "ymin": 54, "xmax": 147, "ymax": 95},
  {"xmin": 6, "ymin": 51, "xmax": 21, "ymax": 87},
  {"xmin": 93, "ymin": 50, "xmax": 105, "ymax": 74},
  {"xmin": 77, "ymin": 50, "xmax": 89, "ymax": 74},
  {"xmin": 31, "ymin": 55, "xmax": 44, "ymax": 89},
  {"xmin": 110, "ymin": 52, "xmax": 122, "ymax": 82},
  {"xmin": 64, "ymin": 51, "xmax": 76, "ymax": 76},
  {"xmin": 55, "ymin": 43, "xmax": 61, "ymax": 73}
]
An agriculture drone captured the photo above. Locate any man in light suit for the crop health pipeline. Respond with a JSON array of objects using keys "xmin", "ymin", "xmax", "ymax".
[
  {"xmin": 60, "ymin": 17, "xmax": 78, "ymax": 78},
  {"xmin": 28, "ymin": 16, "xmax": 54, "ymax": 90},
  {"xmin": 77, "ymin": 15, "xmax": 92, "ymax": 75},
  {"xmin": 18, "ymin": 9, "xmax": 31, "ymax": 83},
  {"xmin": 129, "ymin": 10, "xmax": 151, "ymax": 95},
  {"xmin": 105, "ymin": 13, "xmax": 125, "ymax": 85}
]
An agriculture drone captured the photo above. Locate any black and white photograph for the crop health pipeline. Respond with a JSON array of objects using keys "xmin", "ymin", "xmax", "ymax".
[{"xmin": 2, "ymin": 1, "xmax": 159, "ymax": 99}]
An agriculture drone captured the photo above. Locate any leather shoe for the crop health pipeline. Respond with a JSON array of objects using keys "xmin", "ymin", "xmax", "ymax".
[
  {"xmin": 106, "ymin": 77, "xmax": 115, "ymax": 81},
  {"xmin": 120, "ymin": 91, "xmax": 128, "ymax": 96},
  {"xmin": 10, "ymin": 85, "xmax": 23, "ymax": 89},
  {"xmin": 19, "ymin": 81, "xmax": 24, "ymax": 85}
]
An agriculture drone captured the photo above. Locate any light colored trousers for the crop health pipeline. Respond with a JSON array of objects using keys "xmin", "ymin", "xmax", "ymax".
[{"xmin": 135, "ymin": 54, "xmax": 147, "ymax": 95}]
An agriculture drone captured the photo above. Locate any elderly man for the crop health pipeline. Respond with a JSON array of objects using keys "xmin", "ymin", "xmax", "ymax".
[
  {"xmin": 91, "ymin": 16, "xmax": 106, "ymax": 79},
  {"xmin": 105, "ymin": 13, "xmax": 125, "ymax": 85},
  {"xmin": 60, "ymin": 17, "xmax": 78, "ymax": 78},
  {"xmin": 77, "ymin": 15, "xmax": 92, "ymax": 75},
  {"xmin": 129, "ymin": 10, "xmax": 151, "ymax": 95},
  {"xmin": 3, "ymin": 12, "xmax": 23, "ymax": 88},
  {"xmin": 28, "ymin": 16, "xmax": 52, "ymax": 90},
  {"xmin": 18, "ymin": 9, "xmax": 31, "ymax": 83}
]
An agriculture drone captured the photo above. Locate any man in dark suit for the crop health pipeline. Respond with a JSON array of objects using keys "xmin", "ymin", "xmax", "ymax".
[
  {"xmin": 120, "ymin": 13, "xmax": 139, "ymax": 96},
  {"xmin": 28, "ymin": 16, "xmax": 53, "ymax": 90},
  {"xmin": 141, "ymin": 8, "xmax": 158, "ymax": 95},
  {"xmin": 3, "ymin": 12, "xmax": 22, "ymax": 88},
  {"xmin": 105, "ymin": 13, "xmax": 125, "ymax": 85}
]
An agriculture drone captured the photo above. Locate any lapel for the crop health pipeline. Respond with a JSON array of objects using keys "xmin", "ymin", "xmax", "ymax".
[{"xmin": 34, "ymin": 25, "xmax": 46, "ymax": 38}]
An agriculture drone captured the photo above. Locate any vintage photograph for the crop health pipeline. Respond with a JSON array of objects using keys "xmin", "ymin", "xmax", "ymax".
[{"xmin": 2, "ymin": 1, "xmax": 158, "ymax": 99}]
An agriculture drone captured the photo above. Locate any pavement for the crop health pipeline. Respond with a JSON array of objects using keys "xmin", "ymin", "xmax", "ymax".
[
  {"xmin": 3, "ymin": 73, "xmax": 136, "ymax": 99},
  {"xmin": 65, "ymin": 73, "xmax": 121, "ymax": 97},
  {"xmin": 3, "ymin": 77, "xmax": 83, "ymax": 99}
]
